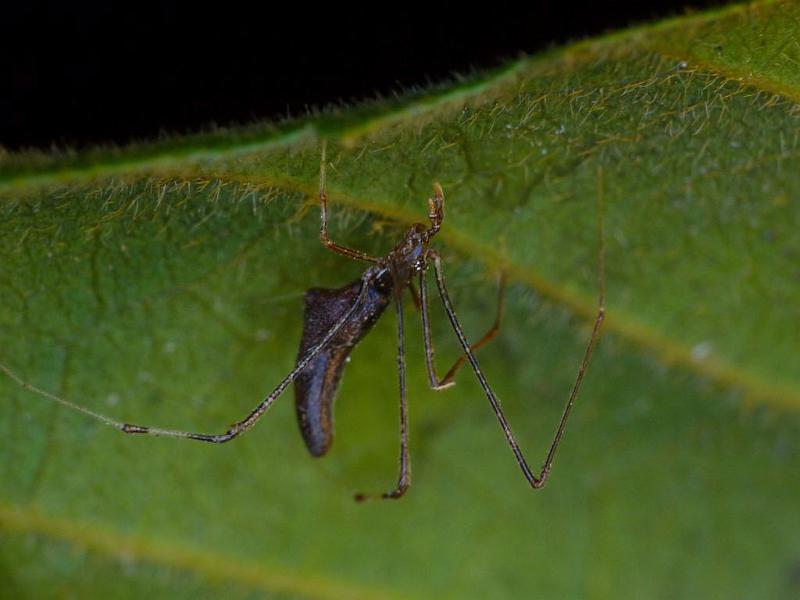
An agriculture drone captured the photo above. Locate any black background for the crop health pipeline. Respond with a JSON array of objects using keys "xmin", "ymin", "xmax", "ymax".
[{"xmin": 3, "ymin": 2, "xmax": 724, "ymax": 150}]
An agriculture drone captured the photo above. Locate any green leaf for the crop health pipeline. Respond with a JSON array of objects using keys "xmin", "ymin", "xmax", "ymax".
[{"xmin": 2, "ymin": 1, "xmax": 799, "ymax": 598}]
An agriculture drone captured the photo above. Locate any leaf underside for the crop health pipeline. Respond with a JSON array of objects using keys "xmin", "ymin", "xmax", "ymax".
[{"xmin": 2, "ymin": 1, "xmax": 799, "ymax": 598}]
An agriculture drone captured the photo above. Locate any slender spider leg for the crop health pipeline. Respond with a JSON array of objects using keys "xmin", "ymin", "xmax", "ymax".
[
  {"xmin": 1, "ymin": 276, "xmax": 372, "ymax": 444},
  {"xmin": 439, "ymin": 273, "xmax": 506, "ymax": 386},
  {"xmin": 318, "ymin": 142, "xmax": 379, "ymax": 264},
  {"xmin": 428, "ymin": 202, "xmax": 605, "ymax": 488},
  {"xmin": 355, "ymin": 287, "xmax": 411, "ymax": 501},
  {"xmin": 420, "ymin": 270, "xmax": 506, "ymax": 391},
  {"xmin": 386, "ymin": 291, "xmax": 411, "ymax": 498}
]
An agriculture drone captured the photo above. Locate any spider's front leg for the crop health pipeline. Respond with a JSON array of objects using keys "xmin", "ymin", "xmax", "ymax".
[{"xmin": 318, "ymin": 142, "xmax": 379, "ymax": 264}]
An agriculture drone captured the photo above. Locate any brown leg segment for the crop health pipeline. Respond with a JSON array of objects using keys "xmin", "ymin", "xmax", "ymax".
[
  {"xmin": 318, "ymin": 142, "xmax": 379, "ymax": 264},
  {"xmin": 420, "ymin": 270, "xmax": 506, "ymax": 391}
]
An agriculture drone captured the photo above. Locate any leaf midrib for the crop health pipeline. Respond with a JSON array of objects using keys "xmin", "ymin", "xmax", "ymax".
[
  {"xmin": 186, "ymin": 172, "xmax": 800, "ymax": 412},
  {"xmin": 0, "ymin": 2, "xmax": 794, "ymax": 408},
  {"xmin": 0, "ymin": 502, "xmax": 407, "ymax": 600},
  {"xmin": 55, "ymin": 167, "xmax": 794, "ymax": 411}
]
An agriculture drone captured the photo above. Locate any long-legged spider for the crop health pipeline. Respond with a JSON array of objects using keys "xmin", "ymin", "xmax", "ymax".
[{"xmin": 1, "ymin": 143, "xmax": 605, "ymax": 500}]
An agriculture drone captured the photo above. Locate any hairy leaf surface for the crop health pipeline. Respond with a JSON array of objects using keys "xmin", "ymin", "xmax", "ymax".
[{"xmin": 2, "ymin": 2, "xmax": 799, "ymax": 598}]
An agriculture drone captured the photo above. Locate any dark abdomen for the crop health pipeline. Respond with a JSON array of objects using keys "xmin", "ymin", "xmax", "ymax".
[{"xmin": 294, "ymin": 278, "xmax": 391, "ymax": 456}]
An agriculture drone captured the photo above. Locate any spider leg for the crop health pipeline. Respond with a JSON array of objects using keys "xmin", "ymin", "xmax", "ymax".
[
  {"xmin": 318, "ymin": 141, "xmax": 379, "ymax": 263},
  {"xmin": 420, "ymin": 269, "xmax": 505, "ymax": 390},
  {"xmin": 427, "ymin": 174, "xmax": 605, "ymax": 487},
  {"xmin": 355, "ymin": 289, "xmax": 411, "ymax": 501},
  {"xmin": 1, "ymin": 275, "xmax": 373, "ymax": 444}
]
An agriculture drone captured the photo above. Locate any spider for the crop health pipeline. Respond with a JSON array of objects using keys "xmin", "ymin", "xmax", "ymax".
[{"xmin": 1, "ymin": 143, "xmax": 605, "ymax": 501}]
